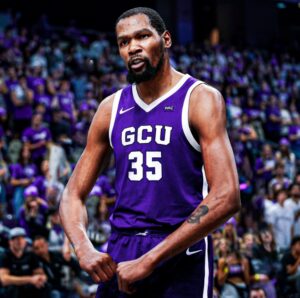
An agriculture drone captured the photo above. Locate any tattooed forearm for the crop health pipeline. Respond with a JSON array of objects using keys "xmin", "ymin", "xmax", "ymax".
[{"xmin": 187, "ymin": 205, "xmax": 209, "ymax": 224}]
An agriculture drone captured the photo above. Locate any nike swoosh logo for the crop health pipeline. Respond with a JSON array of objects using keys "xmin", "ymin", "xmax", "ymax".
[
  {"xmin": 186, "ymin": 247, "xmax": 202, "ymax": 256},
  {"xmin": 119, "ymin": 106, "xmax": 135, "ymax": 115}
]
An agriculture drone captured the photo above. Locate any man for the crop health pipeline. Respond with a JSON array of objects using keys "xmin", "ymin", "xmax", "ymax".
[
  {"xmin": 280, "ymin": 236, "xmax": 300, "ymax": 295},
  {"xmin": 22, "ymin": 113, "xmax": 52, "ymax": 168},
  {"xmin": 32, "ymin": 236, "xmax": 82, "ymax": 298},
  {"xmin": 249, "ymin": 286, "xmax": 266, "ymax": 298},
  {"xmin": 0, "ymin": 227, "xmax": 48, "ymax": 298},
  {"xmin": 59, "ymin": 7, "xmax": 240, "ymax": 297}
]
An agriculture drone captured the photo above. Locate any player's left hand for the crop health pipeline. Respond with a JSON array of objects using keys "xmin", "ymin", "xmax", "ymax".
[{"xmin": 117, "ymin": 255, "xmax": 155, "ymax": 294}]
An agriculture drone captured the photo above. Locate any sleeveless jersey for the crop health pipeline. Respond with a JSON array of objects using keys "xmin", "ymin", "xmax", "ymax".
[{"xmin": 109, "ymin": 74, "xmax": 208, "ymax": 231}]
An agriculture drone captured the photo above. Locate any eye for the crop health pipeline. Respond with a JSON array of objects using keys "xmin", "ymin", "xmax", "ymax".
[
  {"xmin": 119, "ymin": 40, "xmax": 128, "ymax": 47},
  {"xmin": 140, "ymin": 34, "xmax": 150, "ymax": 39}
]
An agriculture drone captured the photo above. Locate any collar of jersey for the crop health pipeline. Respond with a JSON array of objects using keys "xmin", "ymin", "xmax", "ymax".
[{"xmin": 132, "ymin": 74, "xmax": 190, "ymax": 112}]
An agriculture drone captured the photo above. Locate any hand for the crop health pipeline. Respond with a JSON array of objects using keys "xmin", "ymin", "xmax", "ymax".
[
  {"xmin": 31, "ymin": 274, "xmax": 47, "ymax": 288},
  {"xmin": 76, "ymin": 246, "xmax": 117, "ymax": 283},
  {"xmin": 117, "ymin": 255, "xmax": 155, "ymax": 294}
]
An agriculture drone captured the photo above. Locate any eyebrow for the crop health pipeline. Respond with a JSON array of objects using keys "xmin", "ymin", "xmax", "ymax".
[{"xmin": 117, "ymin": 28, "xmax": 153, "ymax": 41}]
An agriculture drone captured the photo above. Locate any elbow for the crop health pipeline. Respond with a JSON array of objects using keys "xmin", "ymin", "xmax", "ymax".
[{"xmin": 224, "ymin": 186, "xmax": 241, "ymax": 216}]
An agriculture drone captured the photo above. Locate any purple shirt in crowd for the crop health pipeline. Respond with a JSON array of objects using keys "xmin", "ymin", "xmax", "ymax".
[
  {"xmin": 57, "ymin": 92, "xmax": 75, "ymax": 122},
  {"xmin": 22, "ymin": 127, "xmax": 52, "ymax": 160}
]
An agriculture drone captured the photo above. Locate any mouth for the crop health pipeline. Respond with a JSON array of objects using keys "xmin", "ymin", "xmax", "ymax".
[{"xmin": 129, "ymin": 58, "xmax": 146, "ymax": 71}]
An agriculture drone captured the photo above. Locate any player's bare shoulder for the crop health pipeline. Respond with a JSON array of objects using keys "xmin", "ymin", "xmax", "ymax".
[
  {"xmin": 87, "ymin": 92, "xmax": 120, "ymax": 144},
  {"xmin": 189, "ymin": 83, "xmax": 226, "ymax": 133}
]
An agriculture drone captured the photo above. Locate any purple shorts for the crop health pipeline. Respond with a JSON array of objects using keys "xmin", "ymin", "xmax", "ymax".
[{"xmin": 96, "ymin": 229, "xmax": 213, "ymax": 298}]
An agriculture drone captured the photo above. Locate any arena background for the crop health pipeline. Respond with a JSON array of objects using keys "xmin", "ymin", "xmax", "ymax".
[{"xmin": 0, "ymin": 0, "xmax": 300, "ymax": 297}]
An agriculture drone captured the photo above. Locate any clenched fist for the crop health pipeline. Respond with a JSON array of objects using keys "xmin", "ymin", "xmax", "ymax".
[{"xmin": 77, "ymin": 246, "xmax": 117, "ymax": 283}]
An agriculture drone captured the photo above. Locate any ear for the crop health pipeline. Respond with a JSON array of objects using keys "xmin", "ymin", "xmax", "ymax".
[{"xmin": 162, "ymin": 31, "xmax": 172, "ymax": 49}]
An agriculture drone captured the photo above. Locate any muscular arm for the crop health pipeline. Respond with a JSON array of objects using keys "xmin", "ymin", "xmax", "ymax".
[
  {"xmin": 59, "ymin": 94, "xmax": 117, "ymax": 282},
  {"xmin": 117, "ymin": 84, "xmax": 241, "ymax": 292}
]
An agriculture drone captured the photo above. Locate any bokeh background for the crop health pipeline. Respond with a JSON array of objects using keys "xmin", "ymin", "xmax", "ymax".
[{"xmin": 0, "ymin": 1, "xmax": 299, "ymax": 297}]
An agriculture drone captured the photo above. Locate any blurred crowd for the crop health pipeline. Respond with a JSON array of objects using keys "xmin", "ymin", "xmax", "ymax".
[{"xmin": 0, "ymin": 9, "xmax": 299, "ymax": 298}]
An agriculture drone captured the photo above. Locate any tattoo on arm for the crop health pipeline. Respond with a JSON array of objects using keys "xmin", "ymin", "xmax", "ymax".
[{"xmin": 187, "ymin": 205, "xmax": 209, "ymax": 224}]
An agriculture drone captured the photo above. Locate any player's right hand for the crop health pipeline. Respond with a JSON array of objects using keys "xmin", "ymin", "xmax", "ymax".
[{"xmin": 77, "ymin": 247, "xmax": 117, "ymax": 283}]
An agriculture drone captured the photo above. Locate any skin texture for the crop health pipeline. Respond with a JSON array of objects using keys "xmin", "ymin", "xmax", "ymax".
[{"xmin": 59, "ymin": 13, "xmax": 240, "ymax": 294}]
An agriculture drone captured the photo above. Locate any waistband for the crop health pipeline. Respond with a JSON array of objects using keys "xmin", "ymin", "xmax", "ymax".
[{"xmin": 111, "ymin": 226, "xmax": 177, "ymax": 236}]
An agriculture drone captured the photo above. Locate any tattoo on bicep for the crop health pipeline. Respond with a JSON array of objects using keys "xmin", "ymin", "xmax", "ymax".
[{"xmin": 187, "ymin": 205, "xmax": 209, "ymax": 224}]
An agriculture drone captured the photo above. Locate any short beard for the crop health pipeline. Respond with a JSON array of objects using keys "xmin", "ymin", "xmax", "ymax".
[{"xmin": 127, "ymin": 43, "xmax": 164, "ymax": 84}]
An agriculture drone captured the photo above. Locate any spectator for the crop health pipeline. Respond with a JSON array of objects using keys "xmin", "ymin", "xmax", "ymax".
[
  {"xmin": 18, "ymin": 185, "xmax": 49, "ymax": 239},
  {"xmin": 254, "ymin": 144, "xmax": 276, "ymax": 192},
  {"xmin": 52, "ymin": 79, "xmax": 76, "ymax": 124},
  {"xmin": 249, "ymin": 286, "xmax": 266, "ymax": 298},
  {"xmin": 10, "ymin": 75, "xmax": 34, "ymax": 136},
  {"xmin": 9, "ymin": 146, "xmax": 37, "ymax": 218},
  {"xmin": 275, "ymin": 138, "xmax": 296, "ymax": 181},
  {"xmin": 285, "ymin": 183, "xmax": 300, "ymax": 238},
  {"xmin": 217, "ymin": 247, "xmax": 250, "ymax": 298},
  {"xmin": 46, "ymin": 208, "xmax": 65, "ymax": 252},
  {"xmin": 268, "ymin": 163, "xmax": 291, "ymax": 198},
  {"xmin": 32, "ymin": 236, "xmax": 82, "ymax": 298},
  {"xmin": 279, "ymin": 236, "xmax": 300, "ymax": 295},
  {"xmin": 22, "ymin": 113, "xmax": 52, "ymax": 169},
  {"xmin": 252, "ymin": 227, "xmax": 280, "ymax": 298},
  {"xmin": 0, "ymin": 227, "xmax": 49, "ymax": 298},
  {"xmin": 289, "ymin": 114, "xmax": 300, "ymax": 160},
  {"xmin": 268, "ymin": 189, "xmax": 294, "ymax": 252}
]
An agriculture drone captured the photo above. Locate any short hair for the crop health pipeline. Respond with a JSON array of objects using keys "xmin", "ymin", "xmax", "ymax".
[
  {"xmin": 291, "ymin": 236, "xmax": 300, "ymax": 247},
  {"xmin": 115, "ymin": 7, "xmax": 166, "ymax": 35},
  {"xmin": 33, "ymin": 235, "xmax": 47, "ymax": 242}
]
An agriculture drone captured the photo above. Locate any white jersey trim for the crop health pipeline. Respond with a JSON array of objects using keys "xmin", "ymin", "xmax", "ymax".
[
  {"xmin": 202, "ymin": 166, "xmax": 209, "ymax": 298},
  {"xmin": 109, "ymin": 89, "xmax": 122, "ymax": 148},
  {"xmin": 132, "ymin": 74, "xmax": 190, "ymax": 112},
  {"xmin": 182, "ymin": 81, "xmax": 203, "ymax": 152}
]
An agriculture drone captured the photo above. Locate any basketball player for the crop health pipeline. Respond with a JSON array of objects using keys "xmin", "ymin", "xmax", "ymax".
[{"xmin": 59, "ymin": 7, "xmax": 240, "ymax": 297}]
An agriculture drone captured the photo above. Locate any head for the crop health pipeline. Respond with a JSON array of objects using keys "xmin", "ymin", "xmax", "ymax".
[
  {"xmin": 275, "ymin": 189, "xmax": 287, "ymax": 205},
  {"xmin": 289, "ymin": 183, "xmax": 300, "ymax": 200},
  {"xmin": 24, "ymin": 185, "xmax": 39, "ymax": 208},
  {"xmin": 250, "ymin": 287, "xmax": 266, "ymax": 298},
  {"xmin": 31, "ymin": 113, "xmax": 43, "ymax": 128},
  {"xmin": 291, "ymin": 236, "xmax": 300, "ymax": 256},
  {"xmin": 275, "ymin": 163, "xmax": 285, "ymax": 177},
  {"xmin": 8, "ymin": 227, "xmax": 27, "ymax": 254},
  {"xmin": 243, "ymin": 233, "xmax": 255, "ymax": 249},
  {"xmin": 33, "ymin": 236, "xmax": 49, "ymax": 257},
  {"xmin": 262, "ymin": 144, "xmax": 272, "ymax": 158},
  {"xmin": 115, "ymin": 7, "xmax": 171, "ymax": 84},
  {"xmin": 258, "ymin": 228, "xmax": 275, "ymax": 248}
]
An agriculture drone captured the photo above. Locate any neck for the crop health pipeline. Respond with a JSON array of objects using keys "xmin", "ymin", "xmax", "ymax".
[{"xmin": 136, "ymin": 60, "xmax": 182, "ymax": 105}]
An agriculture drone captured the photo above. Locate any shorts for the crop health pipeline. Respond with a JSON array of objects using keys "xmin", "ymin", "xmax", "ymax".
[{"xmin": 96, "ymin": 229, "xmax": 213, "ymax": 298}]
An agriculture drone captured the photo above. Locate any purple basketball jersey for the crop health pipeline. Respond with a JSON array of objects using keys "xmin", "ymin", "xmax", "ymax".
[{"xmin": 109, "ymin": 74, "xmax": 207, "ymax": 231}]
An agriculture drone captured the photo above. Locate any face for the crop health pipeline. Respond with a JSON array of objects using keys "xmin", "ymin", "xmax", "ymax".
[
  {"xmin": 262, "ymin": 144, "xmax": 272, "ymax": 157},
  {"xmin": 33, "ymin": 239, "xmax": 48, "ymax": 256},
  {"xmin": 25, "ymin": 196, "xmax": 38, "ymax": 208},
  {"xmin": 116, "ymin": 14, "xmax": 171, "ymax": 84},
  {"xmin": 250, "ymin": 289, "xmax": 266, "ymax": 298},
  {"xmin": 32, "ymin": 114, "xmax": 42, "ymax": 127},
  {"xmin": 9, "ymin": 236, "xmax": 26, "ymax": 252},
  {"xmin": 291, "ymin": 184, "xmax": 300, "ymax": 199},
  {"xmin": 260, "ymin": 230, "xmax": 272, "ymax": 244}
]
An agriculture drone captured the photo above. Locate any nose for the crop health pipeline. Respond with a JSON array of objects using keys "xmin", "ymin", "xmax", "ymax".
[{"xmin": 128, "ymin": 39, "xmax": 142, "ymax": 56}]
